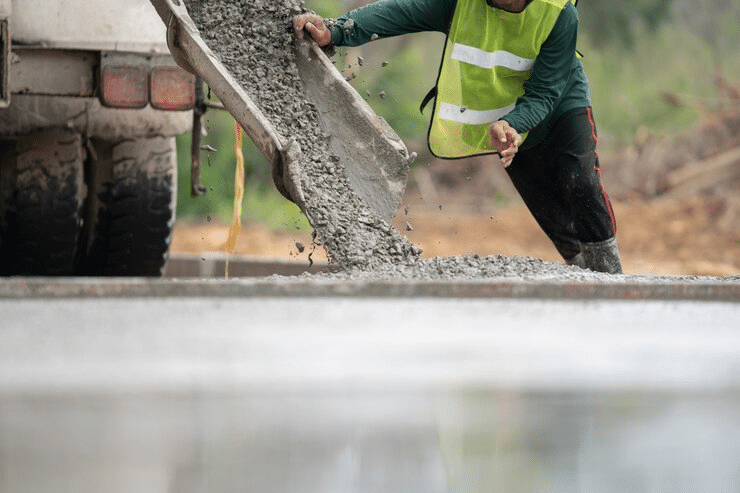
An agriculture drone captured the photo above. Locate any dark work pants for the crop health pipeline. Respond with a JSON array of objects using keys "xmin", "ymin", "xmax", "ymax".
[{"xmin": 505, "ymin": 107, "xmax": 617, "ymax": 261}]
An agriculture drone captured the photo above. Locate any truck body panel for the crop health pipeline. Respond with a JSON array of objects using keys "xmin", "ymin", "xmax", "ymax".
[
  {"xmin": 0, "ymin": 94, "xmax": 192, "ymax": 139},
  {"xmin": 12, "ymin": 0, "xmax": 169, "ymax": 54},
  {"xmin": 1, "ymin": 0, "xmax": 192, "ymax": 140}
]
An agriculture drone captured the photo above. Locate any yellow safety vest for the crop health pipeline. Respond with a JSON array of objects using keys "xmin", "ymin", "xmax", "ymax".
[{"xmin": 428, "ymin": 0, "xmax": 573, "ymax": 158}]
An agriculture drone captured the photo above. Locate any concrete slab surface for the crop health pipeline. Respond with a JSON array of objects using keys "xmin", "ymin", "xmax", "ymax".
[{"xmin": 1, "ymin": 273, "xmax": 739, "ymax": 301}]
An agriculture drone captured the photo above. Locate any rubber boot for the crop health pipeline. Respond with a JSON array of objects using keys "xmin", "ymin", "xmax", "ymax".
[
  {"xmin": 580, "ymin": 237, "xmax": 622, "ymax": 274},
  {"xmin": 565, "ymin": 252, "xmax": 586, "ymax": 269}
]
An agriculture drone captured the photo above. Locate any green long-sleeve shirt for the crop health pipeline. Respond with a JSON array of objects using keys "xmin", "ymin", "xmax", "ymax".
[{"xmin": 329, "ymin": 0, "xmax": 591, "ymax": 149}]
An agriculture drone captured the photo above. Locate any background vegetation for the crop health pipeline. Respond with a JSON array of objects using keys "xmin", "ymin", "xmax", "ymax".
[{"xmin": 175, "ymin": 0, "xmax": 740, "ymax": 224}]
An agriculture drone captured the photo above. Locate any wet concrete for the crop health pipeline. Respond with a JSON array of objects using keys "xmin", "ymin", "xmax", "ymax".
[
  {"xmin": 2, "ymin": 293, "xmax": 740, "ymax": 492},
  {"xmin": 3, "ymin": 294, "xmax": 740, "ymax": 390},
  {"xmin": 3, "ymin": 388, "xmax": 740, "ymax": 493},
  {"xmin": 182, "ymin": 0, "xmax": 421, "ymax": 272},
  {"xmin": 1, "ymin": 274, "xmax": 740, "ymax": 300}
]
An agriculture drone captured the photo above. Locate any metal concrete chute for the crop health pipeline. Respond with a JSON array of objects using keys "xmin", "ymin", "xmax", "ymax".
[
  {"xmin": 148, "ymin": 0, "xmax": 413, "ymax": 222},
  {"xmin": 292, "ymin": 38, "xmax": 414, "ymax": 222},
  {"xmin": 148, "ymin": 0, "xmax": 292, "ymax": 197}
]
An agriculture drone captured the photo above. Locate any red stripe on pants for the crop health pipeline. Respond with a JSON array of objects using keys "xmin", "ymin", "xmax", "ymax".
[{"xmin": 586, "ymin": 107, "xmax": 617, "ymax": 234}]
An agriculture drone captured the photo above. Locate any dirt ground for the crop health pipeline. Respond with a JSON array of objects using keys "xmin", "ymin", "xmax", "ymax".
[{"xmin": 171, "ymin": 192, "xmax": 740, "ymax": 277}]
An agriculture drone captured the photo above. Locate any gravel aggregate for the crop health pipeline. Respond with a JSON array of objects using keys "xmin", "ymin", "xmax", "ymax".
[{"xmin": 184, "ymin": 0, "xmax": 422, "ymax": 274}]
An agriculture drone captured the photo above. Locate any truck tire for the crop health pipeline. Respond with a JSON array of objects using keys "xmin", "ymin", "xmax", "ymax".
[
  {"xmin": 0, "ymin": 128, "xmax": 85, "ymax": 276},
  {"xmin": 80, "ymin": 136, "xmax": 177, "ymax": 276}
]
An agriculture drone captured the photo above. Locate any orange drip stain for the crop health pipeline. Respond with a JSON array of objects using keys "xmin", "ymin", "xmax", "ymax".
[{"xmin": 225, "ymin": 121, "xmax": 245, "ymax": 278}]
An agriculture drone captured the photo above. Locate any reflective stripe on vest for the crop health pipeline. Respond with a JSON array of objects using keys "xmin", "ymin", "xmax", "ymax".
[{"xmin": 428, "ymin": 0, "xmax": 572, "ymax": 158}]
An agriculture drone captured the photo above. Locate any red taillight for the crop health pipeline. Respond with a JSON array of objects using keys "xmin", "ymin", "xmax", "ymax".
[
  {"xmin": 150, "ymin": 66, "xmax": 195, "ymax": 111},
  {"xmin": 100, "ymin": 65, "xmax": 148, "ymax": 109}
]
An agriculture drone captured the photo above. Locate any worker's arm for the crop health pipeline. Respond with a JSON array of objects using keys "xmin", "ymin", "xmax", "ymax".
[
  {"xmin": 332, "ymin": 0, "xmax": 454, "ymax": 45},
  {"xmin": 295, "ymin": 0, "xmax": 455, "ymax": 47},
  {"xmin": 500, "ymin": 2, "xmax": 580, "ymax": 134}
]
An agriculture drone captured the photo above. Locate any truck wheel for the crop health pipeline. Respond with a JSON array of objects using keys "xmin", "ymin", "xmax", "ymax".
[
  {"xmin": 0, "ymin": 128, "xmax": 85, "ymax": 276},
  {"xmin": 79, "ymin": 136, "xmax": 177, "ymax": 276}
]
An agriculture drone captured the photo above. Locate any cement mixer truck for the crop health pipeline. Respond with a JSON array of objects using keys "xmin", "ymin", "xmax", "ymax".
[
  {"xmin": 0, "ymin": 0, "xmax": 194, "ymax": 276},
  {"xmin": 0, "ymin": 0, "xmax": 414, "ymax": 277}
]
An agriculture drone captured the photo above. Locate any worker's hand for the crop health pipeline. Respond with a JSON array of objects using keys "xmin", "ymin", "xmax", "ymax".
[
  {"xmin": 293, "ymin": 13, "xmax": 332, "ymax": 47},
  {"xmin": 490, "ymin": 120, "xmax": 522, "ymax": 167}
]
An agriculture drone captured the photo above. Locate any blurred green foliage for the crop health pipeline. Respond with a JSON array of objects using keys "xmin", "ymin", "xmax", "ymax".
[
  {"xmin": 175, "ymin": 107, "xmax": 310, "ymax": 229},
  {"xmin": 578, "ymin": 0, "xmax": 673, "ymax": 47},
  {"xmin": 176, "ymin": 0, "xmax": 740, "ymax": 223}
]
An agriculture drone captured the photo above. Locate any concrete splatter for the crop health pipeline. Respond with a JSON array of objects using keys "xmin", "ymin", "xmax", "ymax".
[{"xmin": 184, "ymin": 0, "xmax": 423, "ymax": 274}]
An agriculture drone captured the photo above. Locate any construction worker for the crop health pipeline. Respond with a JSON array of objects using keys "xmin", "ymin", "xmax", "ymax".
[{"xmin": 293, "ymin": 0, "xmax": 623, "ymax": 274}]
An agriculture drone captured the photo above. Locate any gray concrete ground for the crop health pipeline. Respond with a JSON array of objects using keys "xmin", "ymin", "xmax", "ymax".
[{"xmin": 2, "ymin": 276, "xmax": 740, "ymax": 492}]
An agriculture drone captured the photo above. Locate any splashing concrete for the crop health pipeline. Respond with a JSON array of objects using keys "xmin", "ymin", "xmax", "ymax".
[
  {"xmin": 181, "ymin": 0, "xmax": 643, "ymax": 282},
  {"xmin": 185, "ymin": 0, "xmax": 425, "ymax": 275}
]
